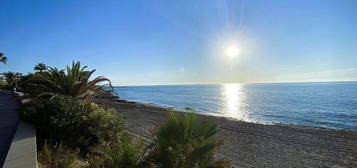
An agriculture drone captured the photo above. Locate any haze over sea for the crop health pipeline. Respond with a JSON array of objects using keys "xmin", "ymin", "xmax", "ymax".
[{"xmin": 115, "ymin": 81, "xmax": 357, "ymax": 130}]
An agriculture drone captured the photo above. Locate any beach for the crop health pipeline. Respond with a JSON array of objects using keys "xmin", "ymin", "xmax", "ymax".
[{"xmin": 110, "ymin": 99, "xmax": 357, "ymax": 168}]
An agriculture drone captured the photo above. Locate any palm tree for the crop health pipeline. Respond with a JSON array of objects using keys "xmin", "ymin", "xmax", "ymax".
[
  {"xmin": 28, "ymin": 61, "xmax": 112, "ymax": 99},
  {"xmin": 146, "ymin": 111, "xmax": 230, "ymax": 168},
  {"xmin": 34, "ymin": 63, "xmax": 48, "ymax": 72},
  {"xmin": 89, "ymin": 135, "xmax": 145, "ymax": 168},
  {"xmin": 2, "ymin": 71, "xmax": 22, "ymax": 89},
  {"xmin": 0, "ymin": 53, "xmax": 7, "ymax": 64},
  {"xmin": 3, "ymin": 71, "xmax": 22, "ymax": 81}
]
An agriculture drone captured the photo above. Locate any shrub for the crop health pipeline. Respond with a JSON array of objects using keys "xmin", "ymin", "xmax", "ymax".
[
  {"xmin": 0, "ymin": 80, "xmax": 7, "ymax": 89},
  {"xmin": 86, "ymin": 155, "xmax": 106, "ymax": 168},
  {"xmin": 87, "ymin": 103, "xmax": 126, "ymax": 143},
  {"xmin": 19, "ymin": 95, "xmax": 125, "ymax": 150},
  {"xmin": 38, "ymin": 142, "xmax": 79, "ymax": 168},
  {"xmin": 87, "ymin": 134, "xmax": 145, "ymax": 168},
  {"xmin": 145, "ymin": 111, "xmax": 230, "ymax": 168}
]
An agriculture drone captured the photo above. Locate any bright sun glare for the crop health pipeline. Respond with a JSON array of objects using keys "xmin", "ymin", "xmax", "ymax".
[{"xmin": 225, "ymin": 45, "xmax": 240, "ymax": 58}]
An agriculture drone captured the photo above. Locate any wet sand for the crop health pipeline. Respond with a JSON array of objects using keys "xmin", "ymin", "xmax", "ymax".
[{"xmin": 108, "ymin": 99, "xmax": 357, "ymax": 168}]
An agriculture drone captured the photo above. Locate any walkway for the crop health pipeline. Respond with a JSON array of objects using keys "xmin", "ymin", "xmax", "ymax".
[
  {"xmin": 0, "ymin": 91, "xmax": 37, "ymax": 168},
  {"xmin": 3, "ymin": 121, "xmax": 37, "ymax": 168},
  {"xmin": 0, "ymin": 91, "xmax": 19, "ymax": 167}
]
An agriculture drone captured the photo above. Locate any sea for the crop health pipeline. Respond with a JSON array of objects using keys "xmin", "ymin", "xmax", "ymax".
[{"xmin": 114, "ymin": 82, "xmax": 357, "ymax": 130}]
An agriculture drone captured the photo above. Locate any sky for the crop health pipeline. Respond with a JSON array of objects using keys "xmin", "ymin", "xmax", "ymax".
[{"xmin": 1, "ymin": 0, "xmax": 357, "ymax": 86}]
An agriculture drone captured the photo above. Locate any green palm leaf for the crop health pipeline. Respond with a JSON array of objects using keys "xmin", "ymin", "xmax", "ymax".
[
  {"xmin": 0, "ymin": 52, "xmax": 7, "ymax": 64},
  {"xmin": 26, "ymin": 61, "xmax": 112, "ymax": 100},
  {"xmin": 147, "ymin": 111, "xmax": 230, "ymax": 168}
]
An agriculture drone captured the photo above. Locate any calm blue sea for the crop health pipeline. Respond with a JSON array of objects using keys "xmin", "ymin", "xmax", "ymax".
[{"xmin": 114, "ymin": 82, "xmax": 357, "ymax": 130}]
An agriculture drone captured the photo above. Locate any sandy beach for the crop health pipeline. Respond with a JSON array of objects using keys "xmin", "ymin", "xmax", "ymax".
[{"xmin": 109, "ymin": 99, "xmax": 357, "ymax": 168}]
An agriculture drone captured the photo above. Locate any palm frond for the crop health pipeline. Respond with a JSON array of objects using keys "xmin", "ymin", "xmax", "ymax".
[
  {"xmin": 25, "ymin": 61, "xmax": 113, "ymax": 100},
  {"xmin": 0, "ymin": 52, "xmax": 7, "ymax": 64},
  {"xmin": 147, "ymin": 111, "xmax": 230, "ymax": 168}
]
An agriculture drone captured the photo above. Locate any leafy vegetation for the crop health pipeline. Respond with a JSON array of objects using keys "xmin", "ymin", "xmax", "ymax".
[
  {"xmin": 87, "ymin": 135, "xmax": 145, "ymax": 168},
  {"xmin": 38, "ymin": 142, "xmax": 79, "ymax": 168},
  {"xmin": 34, "ymin": 63, "xmax": 48, "ymax": 72},
  {"xmin": 25, "ymin": 61, "xmax": 112, "ymax": 99},
  {"xmin": 86, "ymin": 111, "xmax": 229, "ymax": 168},
  {"xmin": 146, "ymin": 111, "xmax": 229, "ymax": 168},
  {"xmin": 0, "ymin": 52, "xmax": 7, "ymax": 64},
  {"xmin": 19, "ymin": 95, "xmax": 125, "ymax": 149},
  {"xmin": 0, "ymin": 80, "xmax": 7, "ymax": 88},
  {"xmin": 0, "ymin": 71, "xmax": 22, "ymax": 90},
  {"xmin": 3, "ymin": 71, "xmax": 22, "ymax": 83},
  {"xmin": 15, "ymin": 61, "xmax": 229, "ymax": 168}
]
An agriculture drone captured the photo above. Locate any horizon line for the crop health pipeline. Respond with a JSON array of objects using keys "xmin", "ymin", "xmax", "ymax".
[{"xmin": 114, "ymin": 80, "xmax": 357, "ymax": 87}]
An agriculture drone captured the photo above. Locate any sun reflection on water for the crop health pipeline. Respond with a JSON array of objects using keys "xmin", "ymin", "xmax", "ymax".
[{"xmin": 221, "ymin": 83, "xmax": 249, "ymax": 121}]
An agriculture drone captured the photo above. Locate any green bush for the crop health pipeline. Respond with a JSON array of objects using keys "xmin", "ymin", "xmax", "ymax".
[
  {"xmin": 87, "ymin": 103, "xmax": 126, "ymax": 143},
  {"xmin": 86, "ymin": 155, "xmax": 106, "ymax": 168},
  {"xmin": 38, "ymin": 142, "xmax": 79, "ymax": 168},
  {"xmin": 0, "ymin": 80, "xmax": 7, "ymax": 89},
  {"xmin": 19, "ymin": 95, "xmax": 229, "ymax": 168},
  {"xmin": 0, "ymin": 80, "xmax": 14, "ymax": 90},
  {"xmin": 145, "ymin": 111, "xmax": 230, "ymax": 168},
  {"xmin": 19, "ymin": 95, "xmax": 125, "ymax": 149},
  {"xmin": 87, "ymin": 134, "xmax": 145, "ymax": 168}
]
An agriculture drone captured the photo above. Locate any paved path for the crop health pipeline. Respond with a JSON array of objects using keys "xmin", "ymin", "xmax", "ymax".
[
  {"xmin": 3, "ymin": 121, "xmax": 37, "ymax": 168},
  {"xmin": 0, "ymin": 91, "xmax": 19, "ymax": 167}
]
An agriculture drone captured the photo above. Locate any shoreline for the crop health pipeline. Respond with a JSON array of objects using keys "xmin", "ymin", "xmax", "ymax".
[
  {"xmin": 109, "ymin": 98, "xmax": 357, "ymax": 168},
  {"xmin": 116, "ymin": 98, "xmax": 354, "ymax": 132}
]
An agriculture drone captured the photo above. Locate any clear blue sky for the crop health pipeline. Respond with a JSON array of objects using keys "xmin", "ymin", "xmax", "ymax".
[{"xmin": 1, "ymin": 0, "xmax": 357, "ymax": 85}]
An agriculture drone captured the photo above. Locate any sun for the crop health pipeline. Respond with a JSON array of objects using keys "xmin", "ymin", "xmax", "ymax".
[{"xmin": 225, "ymin": 45, "xmax": 240, "ymax": 58}]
